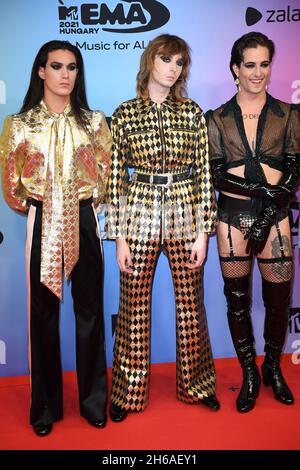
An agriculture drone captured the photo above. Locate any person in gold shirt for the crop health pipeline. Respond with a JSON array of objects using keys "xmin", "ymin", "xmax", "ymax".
[
  {"xmin": 0, "ymin": 40, "xmax": 112, "ymax": 436},
  {"xmin": 106, "ymin": 34, "xmax": 219, "ymax": 423}
]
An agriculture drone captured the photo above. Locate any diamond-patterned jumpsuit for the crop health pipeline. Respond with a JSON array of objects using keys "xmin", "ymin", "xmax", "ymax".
[{"xmin": 106, "ymin": 94, "xmax": 218, "ymax": 410}]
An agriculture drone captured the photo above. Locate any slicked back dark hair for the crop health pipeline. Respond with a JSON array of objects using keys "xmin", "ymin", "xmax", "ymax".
[
  {"xmin": 230, "ymin": 31, "xmax": 275, "ymax": 80},
  {"xmin": 20, "ymin": 40, "xmax": 90, "ymax": 127}
]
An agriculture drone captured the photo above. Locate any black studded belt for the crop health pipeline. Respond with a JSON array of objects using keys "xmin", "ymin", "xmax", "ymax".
[{"xmin": 131, "ymin": 171, "xmax": 191, "ymax": 187}]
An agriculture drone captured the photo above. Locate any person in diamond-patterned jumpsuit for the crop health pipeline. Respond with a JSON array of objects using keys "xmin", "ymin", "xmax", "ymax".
[{"xmin": 106, "ymin": 34, "xmax": 220, "ymax": 423}]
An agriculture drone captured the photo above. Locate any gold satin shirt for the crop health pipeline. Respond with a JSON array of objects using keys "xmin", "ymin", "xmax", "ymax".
[
  {"xmin": 106, "ymin": 94, "xmax": 217, "ymax": 240},
  {"xmin": 0, "ymin": 101, "xmax": 112, "ymax": 298},
  {"xmin": 0, "ymin": 101, "xmax": 111, "ymax": 211}
]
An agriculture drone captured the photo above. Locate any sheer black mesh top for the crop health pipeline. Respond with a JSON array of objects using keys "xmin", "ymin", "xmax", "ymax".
[{"xmin": 206, "ymin": 94, "xmax": 300, "ymax": 179}]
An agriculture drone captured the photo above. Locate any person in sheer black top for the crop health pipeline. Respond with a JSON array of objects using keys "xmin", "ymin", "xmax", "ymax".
[{"xmin": 206, "ymin": 32, "xmax": 300, "ymax": 412}]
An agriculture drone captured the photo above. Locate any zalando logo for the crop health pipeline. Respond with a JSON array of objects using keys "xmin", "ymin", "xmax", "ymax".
[{"xmin": 246, "ymin": 6, "xmax": 300, "ymax": 26}]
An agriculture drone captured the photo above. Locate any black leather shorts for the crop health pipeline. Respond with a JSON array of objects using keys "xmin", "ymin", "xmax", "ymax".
[{"xmin": 217, "ymin": 193, "xmax": 289, "ymax": 235}]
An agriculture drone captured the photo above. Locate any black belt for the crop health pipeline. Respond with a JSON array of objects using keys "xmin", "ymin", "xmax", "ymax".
[
  {"xmin": 27, "ymin": 197, "xmax": 93, "ymax": 209},
  {"xmin": 132, "ymin": 171, "xmax": 191, "ymax": 186}
]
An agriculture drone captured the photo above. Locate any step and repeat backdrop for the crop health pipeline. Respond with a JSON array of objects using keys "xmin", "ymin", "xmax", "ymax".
[{"xmin": 0, "ymin": 0, "xmax": 299, "ymax": 376}]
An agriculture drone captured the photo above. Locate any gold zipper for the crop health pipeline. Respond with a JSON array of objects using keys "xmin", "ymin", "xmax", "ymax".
[
  {"xmin": 127, "ymin": 128, "xmax": 154, "ymax": 137},
  {"xmin": 169, "ymin": 127, "xmax": 196, "ymax": 133},
  {"xmin": 157, "ymin": 104, "xmax": 167, "ymax": 242}
]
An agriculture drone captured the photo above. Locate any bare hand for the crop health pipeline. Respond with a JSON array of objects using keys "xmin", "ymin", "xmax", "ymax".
[
  {"xmin": 186, "ymin": 233, "xmax": 208, "ymax": 269},
  {"xmin": 116, "ymin": 239, "xmax": 133, "ymax": 273}
]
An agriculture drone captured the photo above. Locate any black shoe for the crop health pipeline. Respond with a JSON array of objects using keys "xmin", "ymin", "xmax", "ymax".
[
  {"xmin": 109, "ymin": 403, "xmax": 129, "ymax": 422},
  {"xmin": 87, "ymin": 415, "xmax": 108, "ymax": 428},
  {"xmin": 201, "ymin": 394, "xmax": 220, "ymax": 411},
  {"xmin": 237, "ymin": 363, "xmax": 261, "ymax": 413},
  {"xmin": 32, "ymin": 423, "xmax": 53, "ymax": 437},
  {"xmin": 262, "ymin": 360, "xmax": 294, "ymax": 405}
]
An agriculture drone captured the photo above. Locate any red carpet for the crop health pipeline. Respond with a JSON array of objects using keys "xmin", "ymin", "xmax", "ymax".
[{"xmin": 0, "ymin": 356, "xmax": 299, "ymax": 450}]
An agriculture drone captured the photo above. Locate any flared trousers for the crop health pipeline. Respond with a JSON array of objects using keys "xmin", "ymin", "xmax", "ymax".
[
  {"xmin": 111, "ymin": 237, "xmax": 216, "ymax": 411},
  {"xmin": 26, "ymin": 199, "xmax": 107, "ymax": 426}
]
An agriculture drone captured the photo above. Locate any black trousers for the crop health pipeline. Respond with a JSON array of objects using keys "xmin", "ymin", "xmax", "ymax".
[{"xmin": 28, "ymin": 199, "xmax": 107, "ymax": 426}]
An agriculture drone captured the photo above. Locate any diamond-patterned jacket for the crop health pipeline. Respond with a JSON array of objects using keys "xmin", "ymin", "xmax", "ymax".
[{"xmin": 106, "ymin": 94, "xmax": 217, "ymax": 240}]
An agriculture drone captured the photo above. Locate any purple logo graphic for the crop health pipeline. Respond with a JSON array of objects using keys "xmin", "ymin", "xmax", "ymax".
[
  {"xmin": 245, "ymin": 7, "xmax": 262, "ymax": 26},
  {"xmin": 246, "ymin": 6, "xmax": 300, "ymax": 26}
]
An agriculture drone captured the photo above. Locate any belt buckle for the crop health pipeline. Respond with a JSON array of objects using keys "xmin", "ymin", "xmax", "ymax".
[
  {"xmin": 149, "ymin": 174, "xmax": 154, "ymax": 184},
  {"xmin": 165, "ymin": 174, "xmax": 173, "ymax": 187}
]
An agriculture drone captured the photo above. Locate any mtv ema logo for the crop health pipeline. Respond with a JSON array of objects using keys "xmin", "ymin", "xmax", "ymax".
[
  {"xmin": 289, "ymin": 308, "xmax": 300, "ymax": 335},
  {"xmin": 59, "ymin": 2, "xmax": 78, "ymax": 20},
  {"xmin": 246, "ymin": 6, "xmax": 300, "ymax": 26},
  {"xmin": 58, "ymin": 0, "xmax": 170, "ymax": 34}
]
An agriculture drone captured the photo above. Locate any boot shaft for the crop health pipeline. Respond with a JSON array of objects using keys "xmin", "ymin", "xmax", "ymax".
[
  {"xmin": 262, "ymin": 279, "xmax": 291, "ymax": 357},
  {"xmin": 223, "ymin": 275, "xmax": 256, "ymax": 366}
]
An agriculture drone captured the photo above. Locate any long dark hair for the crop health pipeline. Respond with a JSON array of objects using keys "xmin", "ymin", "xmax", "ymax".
[
  {"xmin": 20, "ymin": 40, "xmax": 90, "ymax": 127},
  {"xmin": 136, "ymin": 34, "xmax": 191, "ymax": 101},
  {"xmin": 230, "ymin": 31, "xmax": 275, "ymax": 81}
]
